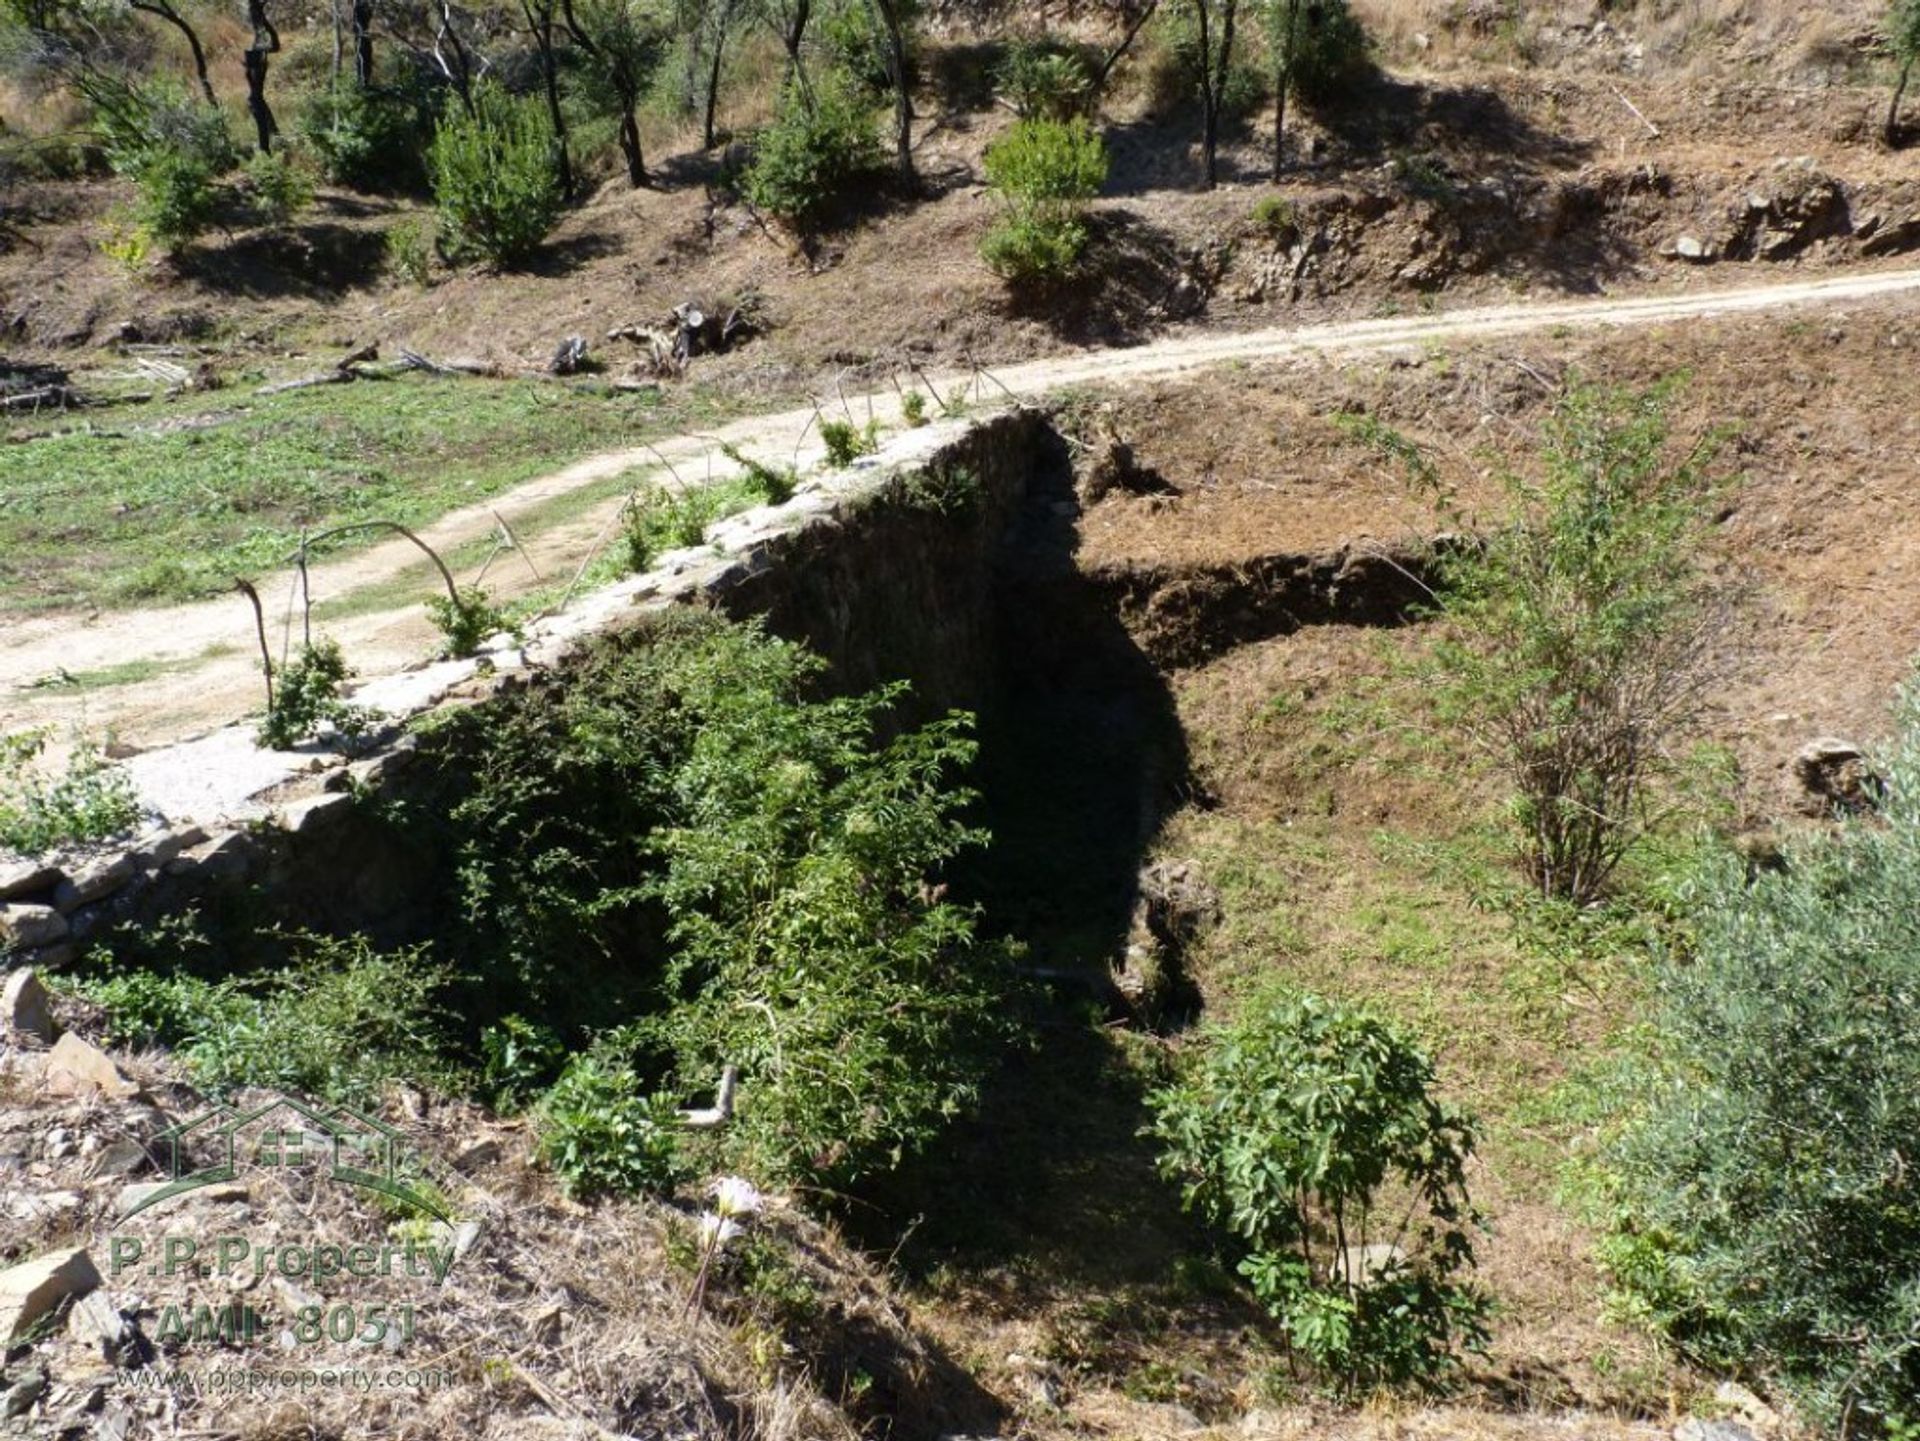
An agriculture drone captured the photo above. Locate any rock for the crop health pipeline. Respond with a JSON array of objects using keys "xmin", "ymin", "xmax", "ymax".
[
  {"xmin": 2, "ymin": 967, "xmax": 53, "ymax": 1041},
  {"xmin": 1338, "ymin": 1242, "xmax": 1406, "ymax": 1283},
  {"xmin": 165, "ymin": 829, "xmax": 259, "ymax": 881},
  {"xmin": 0, "ymin": 1367, "xmax": 45, "ymax": 1418},
  {"xmin": 1710, "ymin": 1381, "xmax": 1778, "ymax": 1432},
  {"xmin": 0, "ymin": 1248, "xmax": 101, "ymax": 1341},
  {"xmin": 87, "ymin": 1139, "xmax": 149, "ymax": 1179},
  {"xmin": 0, "ymin": 903, "xmax": 68, "ymax": 951},
  {"xmin": 0, "ymin": 862, "xmax": 60, "ymax": 903},
  {"xmin": 1793, "ymin": 736, "xmax": 1878, "ymax": 813},
  {"xmin": 67, "ymin": 1292, "xmax": 128, "ymax": 1358},
  {"xmin": 51, "ymin": 854, "xmax": 136, "ymax": 913},
  {"xmin": 117, "ymin": 1181, "xmax": 248, "ymax": 1219},
  {"xmin": 1675, "ymin": 1421, "xmax": 1757, "ymax": 1441},
  {"xmin": 133, "ymin": 825, "xmax": 204, "ymax": 869},
  {"xmin": 45, "ymin": 1033, "xmax": 140, "ymax": 1100},
  {"xmin": 550, "ymin": 336, "xmax": 590, "ymax": 376},
  {"xmin": 280, "ymin": 792, "xmax": 353, "ymax": 834},
  {"xmin": 453, "ymin": 1139, "xmax": 503, "ymax": 1173},
  {"xmin": 1674, "ymin": 235, "xmax": 1714, "ymax": 262}
]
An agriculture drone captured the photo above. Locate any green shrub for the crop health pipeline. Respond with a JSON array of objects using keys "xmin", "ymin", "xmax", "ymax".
[
  {"xmin": 719, "ymin": 443, "xmax": 799, "ymax": 503},
  {"xmin": 242, "ymin": 149, "xmax": 313, "ymax": 228},
  {"xmin": 429, "ymin": 82, "xmax": 565, "ymax": 267},
  {"xmin": 259, "ymin": 638, "xmax": 372, "ymax": 750},
  {"xmin": 622, "ymin": 479, "xmax": 755, "ymax": 569},
  {"xmin": 0, "ymin": 732, "xmax": 143, "ymax": 858},
  {"xmin": 384, "ymin": 216, "xmax": 435, "ymax": 285},
  {"xmin": 1289, "ymin": 0, "xmax": 1372, "ymax": 107},
  {"xmin": 981, "ymin": 116, "xmax": 1107, "ymax": 283},
  {"xmin": 480, "ymin": 1015, "xmax": 566, "ymax": 1112},
  {"xmin": 129, "ymin": 144, "xmax": 221, "ymax": 250},
  {"xmin": 995, "ymin": 38, "xmax": 1095, "ymax": 120},
  {"xmin": 742, "ymin": 73, "xmax": 884, "ymax": 228},
  {"xmin": 1419, "ymin": 382, "xmax": 1729, "ymax": 904},
  {"xmin": 901, "ymin": 390, "xmax": 928, "ymax": 427},
  {"xmin": 297, "ymin": 82, "xmax": 435, "ymax": 193},
  {"xmin": 415, "ymin": 613, "xmax": 1017, "ymax": 1187},
  {"xmin": 635, "ymin": 622, "xmax": 1017, "ymax": 1184},
  {"xmin": 536, "ymin": 1052, "xmax": 684, "ymax": 1198},
  {"xmin": 1595, "ymin": 680, "xmax": 1920, "ymax": 1432},
  {"xmin": 818, "ymin": 417, "xmax": 878, "ymax": 468},
  {"xmin": 76, "ymin": 933, "xmax": 460, "ymax": 1105},
  {"xmin": 1252, "ymin": 193, "xmax": 1297, "ymax": 237},
  {"xmin": 1148, "ymin": 993, "xmax": 1489, "ymax": 1394},
  {"xmin": 425, "ymin": 584, "xmax": 509, "ymax": 659},
  {"xmin": 820, "ymin": 0, "xmax": 914, "ymax": 101}
]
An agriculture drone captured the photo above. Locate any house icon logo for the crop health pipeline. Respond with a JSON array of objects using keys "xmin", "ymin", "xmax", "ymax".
[{"xmin": 127, "ymin": 1093, "xmax": 450, "ymax": 1221}]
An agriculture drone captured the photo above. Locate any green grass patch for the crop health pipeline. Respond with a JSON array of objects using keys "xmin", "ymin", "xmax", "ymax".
[{"xmin": 0, "ymin": 376, "xmax": 741, "ymax": 615}]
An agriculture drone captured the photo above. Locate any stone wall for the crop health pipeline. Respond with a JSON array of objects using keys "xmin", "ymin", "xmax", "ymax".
[{"xmin": 0, "ymin": 408, "xmax": 1061, "ymax": 965}]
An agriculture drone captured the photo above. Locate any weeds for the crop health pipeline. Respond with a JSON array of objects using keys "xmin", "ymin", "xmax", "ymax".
[
  {"xmin": 259, "ymin": 639, "xmax": 372, "ymax": 750},
  {"xmin": 0, "ymin": 732, "xmax": 144, "ymax": 857},
  {"xmin": 818, "ymin": 417, "xmax": 879, "ymax": 468}
]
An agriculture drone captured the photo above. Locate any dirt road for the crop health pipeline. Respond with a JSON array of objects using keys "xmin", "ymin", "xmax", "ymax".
[{"xmin": 9, "ymin": 266, "xmax": 1920, "ymax": 748}]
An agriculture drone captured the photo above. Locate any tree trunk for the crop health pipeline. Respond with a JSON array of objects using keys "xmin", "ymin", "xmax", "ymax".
[
  {"xmin": 130, "ymin": 1, "xmax": 217, "ymax": 107},
  {"xmin": 1272, "ymin": 0, "xmax": 1300, "ymax": 180},
  {"xmin": 618, "ymin": 104, "xmax": 647, "ymax": 186},
  {"xmin": 703, "ymin": 14, "xmax": 728, "ymax": 148},
  {"xmin": 522, "ymin": 0, "xmax": 575, "ymax": 197},
  {"xmin": 244, "ymin": 0, "xmax": 281, "ymax": 154},
  {"xmin": 1890, "ymin": 59, "xmax": 1913, "ymax": 148},
  {"xmin": 871, "ymin": 0, "xmax": 913, "ymax": 188},
  {"xmin": 352, "ymin": 0, "xmax": 375, "ymax": 86}
]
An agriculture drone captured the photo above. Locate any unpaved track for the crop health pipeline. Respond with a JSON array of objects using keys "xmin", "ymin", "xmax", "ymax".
[{"xmin": 9, "ymin": 266, "xmax": 1920, "ymax": 747}]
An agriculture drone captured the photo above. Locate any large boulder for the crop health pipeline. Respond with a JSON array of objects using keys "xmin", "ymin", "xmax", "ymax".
[
  {"xmin": 0, "ymin": 1249, "xmax": 101, "ymax": 1342},
  {"xmin": 1793, "ymin": 736, "xmax": 1879, "ymax": 814}
]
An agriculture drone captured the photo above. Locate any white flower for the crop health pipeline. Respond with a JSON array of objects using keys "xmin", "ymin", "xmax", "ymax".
[
  {"xmin": 698, "ymin": 1212, "xmax": 742, "ymax": 1249},
  {"xmin": 712, "ymin": 1176, "xmax": 763, "ymax": 1220}
]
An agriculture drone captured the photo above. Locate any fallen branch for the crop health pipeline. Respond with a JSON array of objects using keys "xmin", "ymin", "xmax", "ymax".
[
  {"xmin": 677, "ymin": 1066, "xmax": 738, "ymax": 1129},
  {"xmin": 1609, "ymin": 83, "xmax": 1661, "ymax": 139}
]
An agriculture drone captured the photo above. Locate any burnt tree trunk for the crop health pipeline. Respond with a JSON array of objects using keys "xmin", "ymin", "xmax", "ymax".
[{"xmin": 244, "ymin": 0, "xmax": 282, "ymax": 154}]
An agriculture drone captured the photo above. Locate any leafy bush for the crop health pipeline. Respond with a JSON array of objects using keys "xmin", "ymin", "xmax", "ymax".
[
  {"xmin": 77, "ymin": 933, "xmax": 460, "ymax": 1105},
  {"xmin": 742, "ymin": 73, "xmax": 884, "ymax": 228},
  {"xmin": 129, "ymin": 143, "xmax": 222, "ymax": 250},
  {"xmin": 536, "ymin": 1052, "xmax": 684, "ymax": 1198},
  {"xmin": 995, "ymin": 38, "xmax": 1095, "ymax": 120},
  {"xmin": 1148, "ymin": 993, "xmax": 1489, "ymax": 1394},
  {"xmin": 72, "ymin": 73, "xmax": 235, "ymax": 252},
  {"xmin": 0, "ymin": 732, "xmax": 143, "ymax": 858},
  {"xmin": 425, "ymin": 584, "xmax": 509, "ymax": 659},
  {"xmin": 429, "ymin": 82, "xmax": 565, "ymax": 267},
  {"xmin": 480, "ymin": 1014, "xmax": 566, "ymax": 1111},
  {"xmin": 623, "ymin": 479, "xmax": 756, "ymax": 569},
  {"xmin": 242, "ymin": 149, "xmax": 313, "ymax": 228},
  {"xmin": 384, "ymin": 216, "xmax": 435, "ymax": 285},
  {"xmin": 297, "ymin": 82, "xmax": 435, "ymax": 193},
  {"xmin": 259, "ymin": 638, "xmax": 372, "ymax": 750},
  {"xmin": 820, "ymin": 0, "xmax": 916, "ymax": 101},
  {"xmin": 1288, "ymin": 0, "xmax": 1372, "ymax": 107},
  {"xmin": 719, "ymin": 443, "xmax": 799, "ymax": 503},
  {"xmin": 901, "ymin": 390, "xmax": 928, "ymax": 427},
  {"xmin": 1595, "ymin": 680, "xmax": 1920, "ymax": 1432},
  {"xmin": 818, "ymin": 417, "xmax": 878, "ymax": 468},
  {"xmin": 634, "ymin": 623, "xmax": 1016, "ymax": 1184},
  {"xmin": 1420, "ymin": 382, "xmax": 1729, "ymax": 904},
  {"xmin": 1251, "ymin": 193, "xmax": 1297, "ymax": 238},
  {"xmin": 416, "ymin": 613, "xmax": 1016, "ymax": 1187},
  {"xmin": 981, "ymin": 116, "xmax": 1107, "ymax": 283}
]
